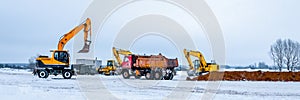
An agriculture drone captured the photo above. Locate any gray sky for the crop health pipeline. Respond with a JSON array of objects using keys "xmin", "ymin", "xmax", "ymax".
[{"xmin": 0, "ymin": 0, "xmax": 299, "ymax": 66}]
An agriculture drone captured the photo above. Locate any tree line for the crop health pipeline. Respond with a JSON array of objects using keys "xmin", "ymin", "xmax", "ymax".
[{"xmin": 270, "ymin": 39, "xmax": 300, "ymax": 72}]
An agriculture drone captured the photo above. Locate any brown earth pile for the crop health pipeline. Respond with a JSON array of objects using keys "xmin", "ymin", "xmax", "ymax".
[{"xmin": 186, "ymin": 71, "xmax": 300, "ymax": 82}]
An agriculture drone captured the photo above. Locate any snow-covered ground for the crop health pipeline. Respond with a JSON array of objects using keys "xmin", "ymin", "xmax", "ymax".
[
  {"xmin": 0, "ymin": 68, "xmax": 32, "ymax": 74},
  {"xmin": 0, "ymin": 68, "xmax": 300, "ymax": 100}
]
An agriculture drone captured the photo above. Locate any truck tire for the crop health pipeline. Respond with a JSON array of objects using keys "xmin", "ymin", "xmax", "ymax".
[
  {"xmin": 154, "ymin": 70, "xmax": 162, "ymax": 80},
  {"xmin": 145, "ymin": 72, "xmax": 153, "ymax": 80},
  {"xmin": 38, "ymin": 70, "xmax": 49, "ymax": 78},
  {"xmin": 164, "ymin": 73, "xmax": 174, "ymax": 80},
  {"xmin": 63, "ymin": 70, "xmax": 72, "ymax": 79},
  {"xmin": 122, "ymin": 69, "xmax": 130, "ymax": 79}
]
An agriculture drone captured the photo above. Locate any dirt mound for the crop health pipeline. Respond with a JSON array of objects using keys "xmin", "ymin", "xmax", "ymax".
[{"xmin": 187, "ymin": 71, "xmax": 300, "ymax": 82}]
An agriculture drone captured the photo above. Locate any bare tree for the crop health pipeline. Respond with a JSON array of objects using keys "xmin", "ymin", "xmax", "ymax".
[
  {"xmin": 290, "ymin": 41, "xmax": 300, "ymax": 71},
  {"xmin": 271, "ymin": 39, "xmax": 300, "ymax": 72},
  {"xmin": 283, "ymin": 39, "xmax": 300, "ymax": 71},
  {"xmin": 270, "ymin": 39, "xmax": 285, "ymax": 72},
  {"xmin": 283, "ymin": 39, "xmax": 293, "ymax": 71}
]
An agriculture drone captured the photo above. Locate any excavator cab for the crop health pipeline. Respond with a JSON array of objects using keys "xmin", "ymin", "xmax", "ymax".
[
  {"xmin": 193, "ymin": 60, "xmax": 200, "ymax": 70},
  {"xmin": 53, "ymin": 51, "xmax": 69, "ymax": 63}
]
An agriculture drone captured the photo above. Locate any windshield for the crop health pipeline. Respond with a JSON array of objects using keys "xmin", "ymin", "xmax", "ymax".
[
  {"xmin": 123, "ymin": 56, "xmax": 129, "ymax": 62},
  {"xmin": 193, "ymin": 60, "xmax": 200, "ymax": 69},
  {"xmin": 107, "ymin": 61, "xmax": 113, "ymax": 66}
]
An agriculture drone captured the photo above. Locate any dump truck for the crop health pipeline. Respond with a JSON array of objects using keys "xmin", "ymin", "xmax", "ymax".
[
  {"xmin": 121, "ymin": 53, "xmax": 178, "ymax": 80},
  {"xmin": 33, "ymin": 18, "xmax": 92, "ymax": 79}
]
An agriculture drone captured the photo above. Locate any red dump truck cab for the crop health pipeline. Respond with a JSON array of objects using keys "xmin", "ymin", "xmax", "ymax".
[
  {"xmin": 121, "ymin": 54, "xmax": 178, "ymax": 80},
  {"xmin": 121, "ymin": 55, "xmax": 132, "ymax": 69}
]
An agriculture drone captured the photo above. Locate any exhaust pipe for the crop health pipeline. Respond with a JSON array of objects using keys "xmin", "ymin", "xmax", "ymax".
[{"xmin": 78, "ymin": 41, "xmax": 91, "ymax": 53}]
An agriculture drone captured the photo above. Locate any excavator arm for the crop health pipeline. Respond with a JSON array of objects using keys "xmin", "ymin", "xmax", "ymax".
[
  {"xmin": 183, "ymin": 49, "xmax": 194, "ymax": 70},
  {"xmin": 183, "ymin": 49, "xmax": 208, "ymax": 70},
  {"xmin": 112, "ymin": 47, "xmax": 132, "ymax": 66},
  {"xmin": 58, "ymin": 18, "xmax": 92, "ymax": 53}
]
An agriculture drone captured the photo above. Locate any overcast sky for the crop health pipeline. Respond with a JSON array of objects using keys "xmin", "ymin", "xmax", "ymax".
[{"xmin": 0, "ymin": 0, "xmax": 299, "ymax": 66}]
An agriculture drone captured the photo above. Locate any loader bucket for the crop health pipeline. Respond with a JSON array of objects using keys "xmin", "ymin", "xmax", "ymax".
[{"xmin": 78, "ymin": 41, "xmax": 91, "ymax": 53}]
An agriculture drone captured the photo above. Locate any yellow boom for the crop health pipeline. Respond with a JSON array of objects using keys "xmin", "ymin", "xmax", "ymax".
[
  {"xmin": 183, "ymin": 49, "xmax": 219, "ymax": 76},
  {"xmin": 112, "ymin": 47, "xmax": 132, "ymax": 66}
]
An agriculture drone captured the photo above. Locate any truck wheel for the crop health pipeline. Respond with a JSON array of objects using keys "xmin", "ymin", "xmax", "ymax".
[
  {"xmin": 145, "ymin": 72, "xmax": 153, "ymax": 80},
  {"xmin": 63, "ymin": 70, "xmax": 72, "ymax": 79},
  {"xmin": 163, "ymin": 74, "xmax": 169, "ymax": 80},
  {"xmin": 154, "ymin": 71, "xmax": 162, "ymax": 80},
  {"xmin": 122, "ymin": 69, "xmax": 130, "ymax": 79},
  {"xmin": 163, "ymin": 73, "xmax": 174, "ymax": 80},
  {"xmin": 38, "ymin": 70, "xmax": 49, "ymax": 78}
]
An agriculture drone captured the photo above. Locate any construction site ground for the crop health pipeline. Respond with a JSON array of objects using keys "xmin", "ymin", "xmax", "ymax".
[{"xmin": 1, "ymin": 68, "xmax": 300, "ymax": 100}]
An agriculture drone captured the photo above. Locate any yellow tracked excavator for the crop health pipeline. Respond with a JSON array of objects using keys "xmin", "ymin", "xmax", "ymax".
[
  {"xmin": 34, "ymin": 18, "xmax": 92, "ymax": 79},
  {"xmin": 183, "ymin": 49, "xmax": 219, "ymax": 76}
]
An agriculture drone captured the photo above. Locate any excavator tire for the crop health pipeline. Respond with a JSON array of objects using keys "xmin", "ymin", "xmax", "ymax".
[
  {"xmin": 38, "ymin": 70, "xmax": 49, "ymax": 78},
  {"xmin": 62, "ymin": 70, "xmax": 72, "ymax": 79}
]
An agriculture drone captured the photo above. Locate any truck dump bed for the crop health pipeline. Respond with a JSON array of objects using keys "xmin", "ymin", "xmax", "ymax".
[{"xmin": 133, "ymin": 54, "xmax": 178, "ymax": 69}]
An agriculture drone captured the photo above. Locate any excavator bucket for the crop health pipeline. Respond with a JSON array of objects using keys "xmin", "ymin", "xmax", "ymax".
[{"xmin": 78, "ymin": 41, "xmax": 91, "ymax": 53}]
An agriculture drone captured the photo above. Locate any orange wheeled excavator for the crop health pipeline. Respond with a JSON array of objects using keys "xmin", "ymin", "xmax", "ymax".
[{"xmin": 33, "ymin": 18, "xmax": 92, "ymax": 79}]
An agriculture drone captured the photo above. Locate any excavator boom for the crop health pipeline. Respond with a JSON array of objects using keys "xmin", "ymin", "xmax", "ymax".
[
  {"xmin": 112, "ymin": 47, "xmax": 132, "ymax": 66},
  {"xmin": 183, "ymin": 49, "xmax": 208, "ymax": 70},
  {"xmin": 184, "ymin": 49, "xmax": 218, "ymax": 76},
  {"xmin": 183, "ymin": 49, "xmax": 194, "ymax": 70},
  {"xmin": 58, "ymin": 18, "xmax": 92, "ymax": 53}
]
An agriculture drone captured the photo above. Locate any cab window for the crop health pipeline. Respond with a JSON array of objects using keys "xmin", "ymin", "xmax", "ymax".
[
  {"xmin": 107, "ymin": 61, "xmax": 113, "ymax": 66},
  {"xmin": 123, "ymin": 57, "xmax": 129, "ymax": 62},
  {"xmin": 54, "ymin": 51, "xmax": 69, "ymax": 63}
]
